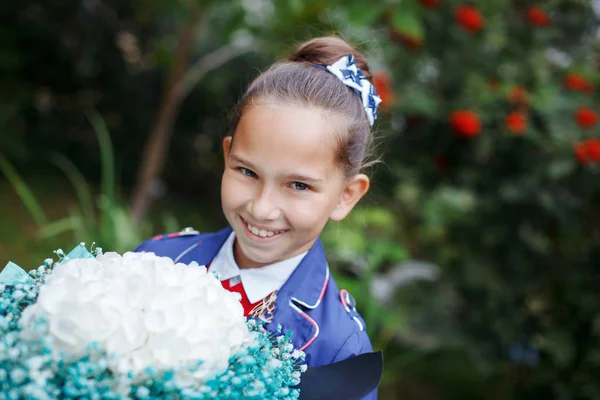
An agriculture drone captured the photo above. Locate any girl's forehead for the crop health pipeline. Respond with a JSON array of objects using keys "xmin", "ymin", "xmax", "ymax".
[{"xmin": 233, "ymin": 105, "xmax": 339, "ymax": 165}]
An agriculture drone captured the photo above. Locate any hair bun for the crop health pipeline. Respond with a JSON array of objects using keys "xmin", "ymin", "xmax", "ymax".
[{"xmin": 288, "ymin": 36, "xmax": 372, "ymax": 81}]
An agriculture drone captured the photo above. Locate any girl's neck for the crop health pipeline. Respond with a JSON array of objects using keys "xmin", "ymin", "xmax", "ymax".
[{"xmin": 233, "ymin": 240, "xmax": 269, "ymax": 269}]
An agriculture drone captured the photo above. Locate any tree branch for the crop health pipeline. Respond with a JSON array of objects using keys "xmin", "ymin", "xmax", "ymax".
[
  {"xmin": 129, "ymin": 5, "xmax": 203, "ymax": 225},
  {"xmin": 177, "ymin": 44, "xmax": 252, "ymax": 99}
]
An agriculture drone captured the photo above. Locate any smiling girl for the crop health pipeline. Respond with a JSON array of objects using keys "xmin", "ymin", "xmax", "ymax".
[{"xmin": 136, "ymin": 36, "xmax": 382, "ymax": 399}]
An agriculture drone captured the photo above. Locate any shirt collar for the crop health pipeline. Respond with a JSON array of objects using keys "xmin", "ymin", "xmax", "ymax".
[
  {"xmin": 210, "ymin": 231, "xmax": 307, "ymax": 304},
  {"xmin": 209, "ymin": 232, "xmax": 239, "ymax": 281}
]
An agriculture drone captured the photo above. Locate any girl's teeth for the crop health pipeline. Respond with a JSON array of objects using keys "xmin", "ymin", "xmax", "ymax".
[{"xmin": 247, "ymin": 222, "xmax": 279, "ymax": 238}]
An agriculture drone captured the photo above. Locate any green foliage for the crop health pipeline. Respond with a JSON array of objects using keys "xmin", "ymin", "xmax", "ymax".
[
  {"xmin": 365, "ymin": 0, "xmax": 600, "ymax": 397},
  {"xmin": 0, "ymin": 154, "xmax": 49, "ymax": 227},
  {"xmin": 0, "ymin": 114, "xmax": 177, "ymax": 254},
  {"xmin": 392, "ymin": 3, "xmax": 423, "ymax": 42}
]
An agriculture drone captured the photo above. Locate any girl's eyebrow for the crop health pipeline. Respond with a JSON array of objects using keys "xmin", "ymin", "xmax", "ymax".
[
  {"xmin": 229, "ymin": 154, "xmax": 257, "ymax": 170},
  {"xmin": 229, "ymin": 154, "xmax": 323, "ymax": 183},
  {"xmin": 284, "ymin": 173, "xmax": 323, "ymax": 184}
]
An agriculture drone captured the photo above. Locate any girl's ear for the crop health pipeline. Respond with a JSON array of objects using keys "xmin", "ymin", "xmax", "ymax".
[
  {"xmin": 329, "ymin": 174, "xmax": 370, "ymax": 222},
  {"xmin": 222, "ymin": 136, "xmax": 233, "ymax": 165}
]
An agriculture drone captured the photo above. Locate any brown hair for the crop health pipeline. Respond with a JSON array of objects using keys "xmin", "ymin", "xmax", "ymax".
[{"xmin": 229, "ymin": 36, "xmax": 376, "ymax": 177}]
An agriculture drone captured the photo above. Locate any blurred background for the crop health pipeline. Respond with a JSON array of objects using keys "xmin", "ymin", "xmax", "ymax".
[{"xmin": 1, "ymin": 0, "xmax": 600, "ymax": 398}]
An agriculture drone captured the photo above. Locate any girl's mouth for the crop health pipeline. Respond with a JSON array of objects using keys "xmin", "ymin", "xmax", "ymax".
[{"xmin": 240, "ymin": 216, "xmax": 287, "ymax": 241}]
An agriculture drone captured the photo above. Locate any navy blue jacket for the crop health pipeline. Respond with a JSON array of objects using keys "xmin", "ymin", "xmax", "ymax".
[{"xmin": 135, "ymin": 227, "xmax": 377, "ymax": 399}]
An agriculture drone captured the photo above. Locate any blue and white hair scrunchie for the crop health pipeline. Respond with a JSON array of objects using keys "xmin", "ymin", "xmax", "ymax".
[{"xmin": 313, "ymin": 54, "xmax": 382, "ymax": 126}]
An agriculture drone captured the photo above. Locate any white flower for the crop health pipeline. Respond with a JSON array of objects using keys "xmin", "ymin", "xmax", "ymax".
[{"xmin": 20, "ymin": 251, "xmax": 250, "ymax": 382}]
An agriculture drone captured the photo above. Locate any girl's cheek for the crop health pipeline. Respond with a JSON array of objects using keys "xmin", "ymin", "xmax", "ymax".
[
  {"xmin": 224, "ymin": 170, "xmax": 246, "ymax": 188},
  {"xmin": 227, "ymin": 175, "xmax": 257, "ymax": 201},
  {"xmin": 286, "ymin": 196, "xmax": 329, "ymax": 219},
  {"xmin": 222, "ymin": 173, "xmax": 243, "ymax": 200}
]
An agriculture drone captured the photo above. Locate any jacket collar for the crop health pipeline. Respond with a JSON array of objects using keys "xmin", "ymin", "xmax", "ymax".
[
  {"xmin": 276, "ymin": 237, "xmax": 329, "ymax": 308},
  {"xmin": 183, "ymin": 226, "xmax": 232, "ymax": 266}
]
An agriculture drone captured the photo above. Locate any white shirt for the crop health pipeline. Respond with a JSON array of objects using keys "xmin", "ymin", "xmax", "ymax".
[{"xmin": 209, "ymin": 231, "xmax": 308, "ymax": 304}]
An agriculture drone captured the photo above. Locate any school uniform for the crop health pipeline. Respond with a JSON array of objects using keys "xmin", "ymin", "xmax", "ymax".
[{"xmin": 135, "ymin": 226, "xmax": 377, "ymax": 399}]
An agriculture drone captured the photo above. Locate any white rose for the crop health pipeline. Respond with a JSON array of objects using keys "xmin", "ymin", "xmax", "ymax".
[{"xmin": 20, "ymin": 251, "xmax": 250, "ymax": 382}]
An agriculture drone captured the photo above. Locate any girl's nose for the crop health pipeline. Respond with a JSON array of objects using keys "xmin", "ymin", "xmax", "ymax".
[{"xmin": 247, "ymin": 187, "xmax": 281, "ymax": 221}]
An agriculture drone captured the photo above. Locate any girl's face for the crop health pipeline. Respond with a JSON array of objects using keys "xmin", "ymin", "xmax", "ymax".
[{"xmin": 221, "ymin": 104, "xmax": 369, "ymax": 269}]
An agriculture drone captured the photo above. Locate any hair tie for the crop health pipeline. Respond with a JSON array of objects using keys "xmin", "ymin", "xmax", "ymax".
[{"xmin": 312, "ymin": 54, "xmax": 382, "ymax": 126}]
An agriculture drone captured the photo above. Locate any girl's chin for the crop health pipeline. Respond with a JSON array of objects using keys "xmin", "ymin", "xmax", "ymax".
[{"xmin": 236, "ymin": 248, "xmax": 282, "ymax": 269}]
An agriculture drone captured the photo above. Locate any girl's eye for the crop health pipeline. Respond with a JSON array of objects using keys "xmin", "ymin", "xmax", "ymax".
[
  {"xmin": 239, "ymin": 167, "xmax": 257, "ymax": 178},
  {"xmin": 290, "ymin": 182, "xmax": 310, "ymax": 191}
]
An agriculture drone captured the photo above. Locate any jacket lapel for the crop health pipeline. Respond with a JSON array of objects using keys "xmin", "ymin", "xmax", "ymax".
[{"xmin": 267, "ymin": 238, "xmax": 329, "ymax": 352}]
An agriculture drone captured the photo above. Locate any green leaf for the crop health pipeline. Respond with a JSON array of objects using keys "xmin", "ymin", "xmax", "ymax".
[
  {"xmin": 347, "ymin": 1, "xmax": 387, "ymax": 27},
  {"xmin": 536, "ymin": 331, "xmax": 574, "ymax": 367},
  {"xmin": 86, "ymin": 111, "xmax": 115, "ymax": 205},
  {"xmin": 39, "ymin": 215, "xmax": 81, "ymax": 238},
  {"xmin": 548, "ymin": 159, "xmax": 575, "ymax": 179},
  {"xmin": 391, "ymin": 8, "xmax": 423, "ymax": 42},
  {"xmin": 0, "ymin": 153, "xmax": 48, "ymax": 227},
  {"xmin": 400, "ymin": 86, "xmax": 438, "ymax": 116},
  {"xmin": 51, "ymin": 154, "xmax": 96, "ymax": 228}
]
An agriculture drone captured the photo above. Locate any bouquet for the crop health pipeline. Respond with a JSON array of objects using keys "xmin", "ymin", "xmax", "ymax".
[{"xmin": 0, "ymin": 244, "xmax": 305, "ymax": 399}]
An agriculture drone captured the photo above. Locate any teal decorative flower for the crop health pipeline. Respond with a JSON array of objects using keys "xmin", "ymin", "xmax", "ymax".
[{"xmin": 0, "ymin": 244, "xmax": 305, "ymax": 399}]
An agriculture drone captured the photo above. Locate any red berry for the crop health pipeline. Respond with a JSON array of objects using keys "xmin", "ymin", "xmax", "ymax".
[
  {"xmin": 450, "ymin": 110, "xmax": 481, "ymax": 137},
  {"xmin": 455, "ymin": 5, "xmax": 485, "ymax": 33},
  {"xmin": 506, "ymin": 112, "xmax": 527, "ymax": 135},
  {"xmin": 575, "ymin": 106, "xmax": 598, "ymax": 129}
]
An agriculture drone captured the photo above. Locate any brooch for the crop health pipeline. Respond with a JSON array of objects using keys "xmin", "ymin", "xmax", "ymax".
[{"xmin": 248, "ymin": 291, "xmax": 277, "ymax": 323}]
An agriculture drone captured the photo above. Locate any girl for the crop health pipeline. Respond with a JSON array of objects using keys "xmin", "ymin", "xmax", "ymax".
[{"xmin": 136, "ymin": 36, "xmax": 382, "ymax": 399}]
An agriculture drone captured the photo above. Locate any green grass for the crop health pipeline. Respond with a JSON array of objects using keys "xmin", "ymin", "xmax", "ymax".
[
  {"xmin": 0, "ymin": 173, "xmax": 223, "ymax": 269},
  {"xmin": 0, "ymin": 174, "xmax": 75, "ymax": 268}
]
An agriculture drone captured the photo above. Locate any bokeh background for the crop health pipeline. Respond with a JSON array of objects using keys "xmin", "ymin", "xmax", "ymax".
[{"xmin": 2, "ymin": 0, "xmax": 600, "ymax": 398}]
